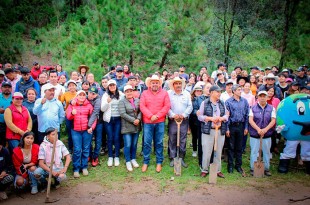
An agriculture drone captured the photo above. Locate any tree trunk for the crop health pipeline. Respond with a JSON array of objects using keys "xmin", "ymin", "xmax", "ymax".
[
  {"xmin": 129, "ymin": 51, "xmax": 134, "ymax": 68},
  {"xmin": 279, "ymin": 0, "xmax": 299, "ymax": 69},
  {"xmin": 159, "ymin": 43, "xmax": 171, "ymax": 69},
  {"xmin": 225, "ymin": 0, "xmax": 237, "ymax": 65}
]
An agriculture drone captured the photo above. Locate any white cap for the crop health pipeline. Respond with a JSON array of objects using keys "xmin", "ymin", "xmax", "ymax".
[
  {"xmin": 75, "ymin": 90, "xmax": 86, "ymax": 97},
  {"xmin": 107, "ymin": 79, "xmax": 117, "ymax": 87},
  {"xmin": 124, "ymin": 84, "xmax": 133, "ymax": 92},
  {"xmin": 257, "ymin": 91, "xmax": 268, "ymax": 96},
  {"xmin": 44, "ymin": 83, "xmax": 56, "ymax": 91}
]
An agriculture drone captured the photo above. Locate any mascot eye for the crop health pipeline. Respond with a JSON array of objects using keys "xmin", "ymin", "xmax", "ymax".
[{"xmin": 297, "ymin": 101, "xmax": 305, "ymax": 115}]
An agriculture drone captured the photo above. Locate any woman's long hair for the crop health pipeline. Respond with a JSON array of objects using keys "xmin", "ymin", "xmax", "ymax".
[
  {"xmin": 19, "ymin": 131, "xmax": 35, "ymax": 148},
  {"xmin": 107, "ymin": 86, "xmax": 120, "ymax": 100}
]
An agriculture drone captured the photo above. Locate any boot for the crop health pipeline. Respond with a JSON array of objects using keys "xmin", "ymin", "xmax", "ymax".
[
  {"xmin": 305, "ymin": 161, "xmax": 310, "ymax": 175},
  {"xmin": 278, "ymin": 159, "xmax": 290, "ymax": 174}
]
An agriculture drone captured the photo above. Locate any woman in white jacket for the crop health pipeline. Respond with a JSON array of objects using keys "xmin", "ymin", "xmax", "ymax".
[{"xmin": 101, "ymin": 79, "xmax": 124, "ymax": 167}]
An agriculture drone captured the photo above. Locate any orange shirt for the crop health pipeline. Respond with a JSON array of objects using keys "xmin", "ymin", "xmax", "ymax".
[
  {"xmin": 250, "ymin": 84, "xmax": 257, "ymax": 96},
  {"xmin": 59, "ymin": 91, "xmax": 76, "ymax": 110}
]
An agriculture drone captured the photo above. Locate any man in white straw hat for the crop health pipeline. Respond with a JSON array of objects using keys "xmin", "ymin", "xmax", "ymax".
[
  {"xmin": 258, "ymin": 73, "xmax": 283, "ymax": 100},
  {"xmin": 34, "ymin": 83, "xmax": 65, "ymax": 144},
  {"xmin": 140, "ymin": 74, "xmax": 170, "ymax": 173},
  {"xmin": 167, "ymin": 77, "xmax": 193, "ymax": 168}
]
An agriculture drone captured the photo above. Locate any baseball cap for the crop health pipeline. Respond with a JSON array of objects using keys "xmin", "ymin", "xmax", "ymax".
[
  {"xmin": 0, "ymin": 70, "xmax": 5, "ymax": 75},
  {"xmin": 107, "ymin": 79, "xmax": 117, "ymax": 86},
  {"xmin": 33, "ymin": 62, "xmax": 39, "ymax": 66},
  {"xmin": 250, "ymin": 66, "xmax": 259, "ymax": 70},
  {"xmin": 44, "ymin": 83, "xmax": 57, "ymax": 91},
  {"xmin": 124, "ymin": 85, "xmax": 133, "ymax": 92},
  {"xmin": 13, "ymin": 92, "xmax": 23, "ymax": 99},
  {"xmin": 89, "ymin": 86, "xmax": 98, "ymax": 94},
  {"xmin": 217, "ymin": 63, "xmax": 226, "ymax": 68},
  {"xmin": 286, "ymin": 78, "xmax": 293, "ymax": 83},
  {"xmin": 20, "ymin": 67, "xmax": 30, "ymax": 74},
  {"xmin": 76, "ymin": 90, "xmax": 86, "ymax": 97},
  {"xmin": 257, "ymin": 91, "xmax": 268, "ymax": 96},
  {"xmin": 67, "ymin": 80, "xmax": 77, "ymax": 86},
  {"xmin": 297, "ymin": 67, "xmax": 304, "ymax": 72},
  {"xmin": 1, "ymin": 81, "xmax": 12, "ymax": 87},
  {"xmin": 116, "ymin": 67, "xmax": 123, "ymax": 72},
  {"xmin": 226, "ymin": 79, "xmax": 234, "ymax": 85},
  {"xmin": 209, "ymin": 85, "xmax": 222, "ymax": 92},
  {"xmin": 282, "ymin": 69, "xmax": 289, "ymax": 72}
]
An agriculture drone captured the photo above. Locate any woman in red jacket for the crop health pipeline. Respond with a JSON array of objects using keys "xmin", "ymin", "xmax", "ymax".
[
  {"xmin": 4, "ymin": 92, "xmax": 32, "ymax": 153},
  {"xmin": 66, "ymin": 90, "xmax": 96, "ymax": 178},
  {"xmin": 12, "ymin": 132, "xmax": 39, "ymax": 194}
]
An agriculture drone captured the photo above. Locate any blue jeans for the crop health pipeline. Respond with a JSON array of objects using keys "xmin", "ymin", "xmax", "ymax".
[
  {"xmin": 8, "ymin": 140, "xmax": 19, "ymax": 154},
  {"xmin": 90, "ymin": 122, "xmax": 103, "ymax": 159},
  {"xmin": 143, "ymin": 122, "xmax": 165, "ymax": 165},
  {"xmin": 34, "ymin": 167, "xmax": 67, "ymax": 182},
  {"xmin": 65, "ymin": 117, "xmax": 73, "ymax": 152},
  {"xmin": 250, "ymin": 137, "xmax": 271, "ymax": 170},
  {"xmin": 123, "ymin": 132, "xmax": 139, "ymax": 162},
  {"xmin": 104, "ymin": 117, "xmax": 121, "ymax": 158},
  {"xmin": 71, "ymin": 130, "xmax": 92, "ymax": 172}
]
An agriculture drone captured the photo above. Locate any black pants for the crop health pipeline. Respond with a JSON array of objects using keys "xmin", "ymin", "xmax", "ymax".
[
  {"xmin": 189, "ymin": 116, "xmax": 199, "ymax": 152},
  {"xmin": 0, "ymin": 122, "xmax": 6, "ymax": 146},
  {"xmin": 228, "ymin": 123, "xmax": 244, "ymax": 168}
]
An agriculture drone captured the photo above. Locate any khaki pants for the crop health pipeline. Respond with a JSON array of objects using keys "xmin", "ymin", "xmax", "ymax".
[{"xmin": 201, "ymin": 129, "xmax": 225, "ymax": 173}]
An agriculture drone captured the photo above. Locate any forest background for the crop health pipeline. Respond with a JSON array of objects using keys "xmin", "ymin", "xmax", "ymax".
[{"xmin": 0, "ymin": 0, "xmax": 309, "ymax": 80}]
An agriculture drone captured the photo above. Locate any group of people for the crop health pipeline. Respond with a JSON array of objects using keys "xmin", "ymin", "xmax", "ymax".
[{"xmin": 0, "ymin": 61, "xmax": 309, "ymax": 200}]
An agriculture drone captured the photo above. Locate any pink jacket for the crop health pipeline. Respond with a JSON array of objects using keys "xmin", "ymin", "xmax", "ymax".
[
  {"xmin": 66, "ymin": 99, "xmax": 96, "ymax": 131},
  {"xmin": 140, "ymin": 88, "xmax": 170, "ymax": 124}
]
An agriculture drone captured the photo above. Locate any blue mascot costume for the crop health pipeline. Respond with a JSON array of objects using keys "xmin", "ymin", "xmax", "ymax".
[{"xmin": 276, "ymin": 93, "xmax": 310, "ymax": 174}]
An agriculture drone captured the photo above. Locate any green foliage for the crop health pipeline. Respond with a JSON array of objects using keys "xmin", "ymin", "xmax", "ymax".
[{"xmin": 0, "ymin": 0, "xmax": 308, "ymax": 78}]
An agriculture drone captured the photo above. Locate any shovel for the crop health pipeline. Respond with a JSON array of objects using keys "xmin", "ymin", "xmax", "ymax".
[
  {"xmin": 45, "ymin": 133, "xmax": 60, "ymax": 203},
  {"xmin": 174, "ymin": 118, "xmax": 183, "ymax": 176},
  {"xmin": 209, "ymin": 125, "xmax": 220, "ymax": 184},
  {"xmin": 253, "ymin": 136, "xmax": 264, "ymax": 177}
]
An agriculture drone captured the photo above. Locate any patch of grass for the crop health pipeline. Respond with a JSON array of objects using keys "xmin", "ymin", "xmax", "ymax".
[{"xmin": 59, "ymin": 126, "xmax": 310, "ymax": 193}]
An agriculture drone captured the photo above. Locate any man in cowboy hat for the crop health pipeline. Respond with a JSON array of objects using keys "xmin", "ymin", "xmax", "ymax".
[
  {"xmin": 167, "ymin": 77, "xmax": 193, "ymax": 168},
  {"xmin": 258, "ymin": 73, "xmax": 283, "ymax": 100},
  {"xmin": 140, "ymin": 74, "xmax": 170, "ymax": 173}
]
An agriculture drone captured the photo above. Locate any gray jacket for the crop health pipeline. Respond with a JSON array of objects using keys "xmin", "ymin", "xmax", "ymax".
[{"xmin": 119, "ymin": 97, "xmax": 141, "ymax": 134}]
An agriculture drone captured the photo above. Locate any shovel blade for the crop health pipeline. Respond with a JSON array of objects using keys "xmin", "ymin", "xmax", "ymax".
[
  {"xmin": 209, "ymin": 163, "xmax": 218, "ymax": 184},
  {"xmin": 174, "ymin": 158, "xmax": 182, "ymax": 176},
  {"xmin": 254, "ymin": 161, "xmax": 264, "ymax": 178},
  {"xmin": 45, "ymin": 197, "xmax": 60, "ymax": 203}
]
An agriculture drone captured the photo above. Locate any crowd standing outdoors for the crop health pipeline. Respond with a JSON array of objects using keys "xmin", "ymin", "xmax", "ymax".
[{"xmin": 0, "ymin": 62, "xmax": 310, "ymax": 201}]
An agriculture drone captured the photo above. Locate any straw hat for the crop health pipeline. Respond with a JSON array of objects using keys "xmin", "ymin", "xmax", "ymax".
[
  {"xmin": 263, "ymin": 73, "xmax": 279, "ymax": 82},
  {"xmin": 169, "ymin": 77, "xmax": 186, "ymax": 91},
  {"xmin": 145, "ymin": 75, "xmax": 163, "ymax": 87},
  {"xmin": 78, "ymin": 65, "xmax": 89, "ymax": 73}
]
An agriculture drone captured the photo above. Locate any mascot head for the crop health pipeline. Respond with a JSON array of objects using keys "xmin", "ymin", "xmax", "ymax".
[{"xmin": 277, "ymin": 93, "xmax": 310, "ymax": 141}]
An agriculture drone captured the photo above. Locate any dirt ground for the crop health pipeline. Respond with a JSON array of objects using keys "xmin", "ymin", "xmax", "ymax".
[{"xmin": 3, "ymin": 179, "xmax": 310, "ymax": 205}]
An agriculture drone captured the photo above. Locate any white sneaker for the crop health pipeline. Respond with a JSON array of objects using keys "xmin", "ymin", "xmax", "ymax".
[
  {"xmin": 114, "ymin": 157, "xmax": 120, "ymax": 166},
  {"xmin": 0, "ymin": 191, "xmax": 8, "ymax": 200},
  {"xmin": 126, "ymin": 162, "xmax": 133, "ymax": 171},
  {"xmin": 107, "ymin": 157, "xmax": 113, "ymax": 167},
  {"xmin": 31, "ymin": 186, "xmax": 38, "ymax": 195},
  {"xmin": 131, "ymin": 159, "xmax": 139, "ymax": 168},
  {"xmin": 82, "ymin": 169, "xmax": 89, "ymax": 176},
  {"xmin": 73, "ymin": 172, "xmax": 80, "ymax": 178},
  {"xmin": 192, "ymin": 151, "xmax": 197, "ymax": 157}
]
